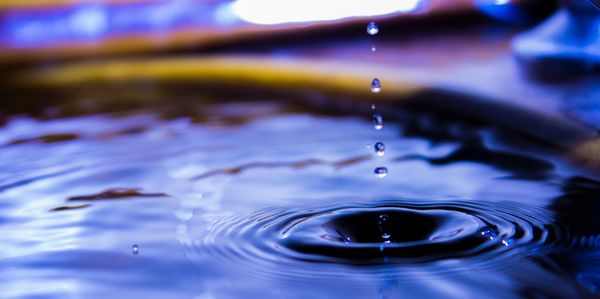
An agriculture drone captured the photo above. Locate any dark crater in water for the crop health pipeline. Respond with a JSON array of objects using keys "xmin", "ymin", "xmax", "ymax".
[
  {"xmin": 281, "ymin": 206, "xmax": 487, "ymax": 261},
  {"xmin": 325, "ymin": 209, "xmax": 459, "ymax": 243},
  {"xmin": 204, "ymin": 199, "xmax": 561, "ymax": 270}
]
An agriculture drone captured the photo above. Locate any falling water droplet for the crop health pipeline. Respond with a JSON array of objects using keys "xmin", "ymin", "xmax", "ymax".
[
  {"xmin": 480, "ymin": 227, "xmax": 498, "ymax": 240},
  {"xmin": 371, "ymin": 45, "xmax": 377, "ymax": 52},
  {"xmin": 132, "ymin": 244, "xmax": 139, "ymax": 255},
  {"xmin": 379, "ymin": 214, "xmax": 390, "ymax": 235},
  {"xmin": 373, "ymin": 113, "xmax": 383, "ymax": 130},
  {"xmin": 371, "ymin": 78, "xmax": 382, "ymax": 93},
  {"xmin": 379, "ymin": 214, "xmax": 392, "ymax": 252},
  {"xmin": 374, "ymin": 142, "xmax": 385, "ymax": 156},
  {"xmin": 374, "ymin": 167, "xmax": 388, "ymax": 178},
  {"xmin": 371, "ymin": 104, "xmax": 376, "ymax": 110},
  {"xmin": 367, "ymin": 21, "xmax": 379, "ymax": 35}
]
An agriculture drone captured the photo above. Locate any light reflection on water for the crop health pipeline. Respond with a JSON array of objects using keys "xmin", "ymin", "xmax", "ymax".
[{"xmin": 0, "ymin": 100, "xmax": 599, "ymax": 298}]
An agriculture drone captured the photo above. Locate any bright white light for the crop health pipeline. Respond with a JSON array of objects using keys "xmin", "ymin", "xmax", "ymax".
[
  {"xmin": 494, "ymin": 0, "xmax": 510, "ymax": 5},
  {"xmin": 230, "ymin": 0, "xmax": 422, "ymax": 25},
  {"xmin": 70, "ymin": 6, "xmax": 108, "ymax": 36}
]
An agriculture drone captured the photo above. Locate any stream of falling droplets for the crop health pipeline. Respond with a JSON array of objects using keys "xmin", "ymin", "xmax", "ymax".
[
  {"xmin": 367, "ymin": 20, "xmax": 391, "ymax": 261},
  {"xmin": 368, "ymin": 20, "xmax": 387, "ymax": 179}
]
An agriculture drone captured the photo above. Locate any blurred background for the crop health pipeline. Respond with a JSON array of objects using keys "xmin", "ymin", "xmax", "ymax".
[{"xmin": 0, "ymin": 0, "xmax": 598, "ymax": 131}]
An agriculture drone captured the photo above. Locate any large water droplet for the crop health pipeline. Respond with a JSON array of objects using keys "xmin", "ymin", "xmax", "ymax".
[
  {"xmin": 374, "ymin": 167, "xmax": 388, "ymax": 178},
  {"xmin": 132, "ymin": 244, "xmax": 139, "ymax": 255},
  {"xmin": 375, "ymin": 142, "xmax": 385, "ymax": 156},
  {"xmin": 371, "ymin": 78, "xmax": 382, "ymax": 93},
  {"xmin": 480, "ymin": 227, "xmax": 498, "ymax": 240},
  {"xmin": 367, "ymin": 21, "xmax": 379, "ymax": 35},
  {"xmin": 373, "ymin": 114, "xmax": 383, "ymax": 130}
]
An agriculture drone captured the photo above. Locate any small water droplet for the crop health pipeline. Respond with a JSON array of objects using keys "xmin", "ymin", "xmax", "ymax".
[
  {"xmin": 371, "ymin": 104, "xmax": 376, "ymax": 110},
  {"xmin": 378, "ymin": 214, "xmax": 391, "ymax": 241},
  {"xmin": 371, "ymin": 78, "xmax": 381, "ymax": 93},
  {"xmin": 367, "ymin": 21, "xmax": 379, "ymax": 35},
  {"xmin": 374, "ymin": 142, "xmax": 385, "ymax": 156},
  {"xmin": 502, "ymin": 238, "xmax": 514, "ymax": 247},
  {"xmin": 373, "ymin": 114, "xmax": 383, "ymax": 130},
  {"xmin": 366, "ymin": 144, "xmax": 371, "ymax": 149},
  {"xmin": 371, "ymin": 45, "xmax": 377, "ymax": 52},
  {"xmin": 374, "ymin": 167, "xmax": 388, "ymax": 178},
  {"xmin": 480, "ymin": 227, "xmax": 498, "ymax": 240},
  {"xmin": 132, "ymin": 244, "xmax": 139, "ymax": 255}
]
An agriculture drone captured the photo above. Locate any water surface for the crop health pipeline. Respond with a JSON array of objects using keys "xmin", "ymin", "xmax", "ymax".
[{"xmin": 1, "ymin": 99, "xmax": 599, "ymax": 298}]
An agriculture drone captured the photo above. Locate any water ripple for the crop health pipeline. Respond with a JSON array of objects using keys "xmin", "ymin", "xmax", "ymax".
[{"xmin": 185, "ymin": 198, "xmax": 569, "ymax": 282}]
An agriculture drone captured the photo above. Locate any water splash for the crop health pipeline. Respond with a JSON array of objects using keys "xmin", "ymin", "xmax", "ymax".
[
  {"xmin": 199, "ymin": 200, "xmax": 564, "ymax": 273},
  {"xmin": 502, "ymin": 238, "xmax": 514, "ymax": 247},
  {"xmin": 379, "ymin": 240, "xmax": 391, "ymax": 253},
  {"xmin": 480, "ymin": 227, "xmax": 498, "ymax": 240}
]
